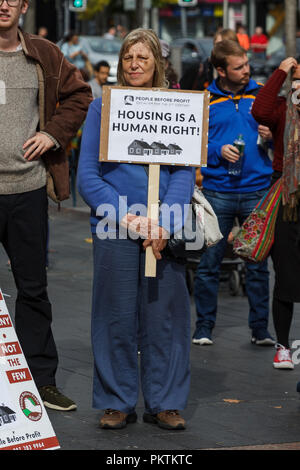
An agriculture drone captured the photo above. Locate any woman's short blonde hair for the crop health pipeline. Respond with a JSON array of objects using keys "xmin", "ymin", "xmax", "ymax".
[{"xmin": 117, "ymin": 28, "xmax": 167, "ymax": 88}]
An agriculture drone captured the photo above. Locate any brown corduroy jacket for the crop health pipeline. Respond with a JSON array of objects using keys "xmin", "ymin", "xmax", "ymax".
[{"xmin": 19, "ymin": 29, "xmax": 93, "ymax": 201}]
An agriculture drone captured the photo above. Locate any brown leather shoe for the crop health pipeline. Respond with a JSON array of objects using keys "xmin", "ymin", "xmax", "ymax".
[
  {"xmin": 143, "ymin": 410, "xmax": 186, "ymax": 430},
  {"xmin": 100, "ymin": 409, "xmax": 137, "ymax": 429}
]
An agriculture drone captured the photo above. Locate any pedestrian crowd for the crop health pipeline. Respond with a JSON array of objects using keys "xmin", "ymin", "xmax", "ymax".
[{"xmin": 1, "ymin": 0, "xmax": 300, "ymax": 435}]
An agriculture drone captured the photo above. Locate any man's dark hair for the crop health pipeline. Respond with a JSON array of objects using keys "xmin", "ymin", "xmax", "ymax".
[
  {"xmin": 94, "ymin": 60, "xmax": 110, "ymax": 72},
  {"xmin": 211, "ymin": 40, "xmax": 246, "ymax": 70},
  {"xmin": 64, "ymin": 30, "xmax": 77, "ymax": 43}
]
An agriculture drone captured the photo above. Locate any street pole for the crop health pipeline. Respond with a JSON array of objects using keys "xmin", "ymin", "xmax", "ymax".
[
  {"xmin": 180, "ymin": 7, "xmax": 187, "ymax": 37},
  {"xmin": 64, "ymin": 0, "xmax": 70, "ymax": 36},
  {"xmin": 248, "ymin": 0, "xmax": 256, "ymax": 36},
  {"xmin": 151, "ymin": 7, "xmax": 159, "ymax": 35},
  {"xmin": 55, "ymin": 0, "xmax": 64, "ymax": 40},
  {"xmin": 223, "ymin": 0, "xmax": 229, "ymax": 29},
  {"xmin": 136, "ymin": 0, "xmax": 144, "ymax": 28},
  {"xmin": 284, "ymin": 0, "xmax": 297, "ymax": 92},
  {"xmin": 22, "ymin": 0, "xmax": 36, "ymax": 33},
  {"xmin": 285, "ymin": 0, "xmax": 297, "ymax": 58}
]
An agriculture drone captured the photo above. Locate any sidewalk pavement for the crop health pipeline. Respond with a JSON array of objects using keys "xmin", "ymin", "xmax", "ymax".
[{"xmin": 1, "ymin": 193, "xmax": 300, "ymax": 451}]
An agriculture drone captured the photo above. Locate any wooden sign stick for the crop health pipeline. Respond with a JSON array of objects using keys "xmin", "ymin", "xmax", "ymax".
[{"xmin": 145, "ymin": 164, "xmax": 160, "ymax": 278}]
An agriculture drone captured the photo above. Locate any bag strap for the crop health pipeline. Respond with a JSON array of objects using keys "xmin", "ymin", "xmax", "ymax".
[{"xmin": 256, "ymin": 178, "xmax": 282, "ymax": 211}]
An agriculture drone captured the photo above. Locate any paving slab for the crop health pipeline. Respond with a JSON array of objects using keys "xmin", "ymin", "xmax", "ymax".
[{"xmin": 1, "ymin": 202, "xmax": 300, "ymax": 451}]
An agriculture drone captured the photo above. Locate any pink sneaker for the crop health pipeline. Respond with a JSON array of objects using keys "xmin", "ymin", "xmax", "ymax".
[{"xmin": 273, "ymin": 344, "xmax": 294, "ymax": 369}]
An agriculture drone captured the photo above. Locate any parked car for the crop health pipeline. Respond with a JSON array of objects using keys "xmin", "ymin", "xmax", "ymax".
[
  {"xmin": 248, "ymin": 56, "xmax": 268, "ymax": 84},
  {"xmin": 252, "ymin": 38, "xmax": 300, "ymax": 81},
  {"xmin": 58, "ymin": 36, "xmax": 122, "ymax": 84},
  {"xmin": 171, "ymin": 37, "xmax": 214, "ymax": 75},
  {"xmin": 264, "ymin": 40, "xmax": 300, "ymax": 77}
]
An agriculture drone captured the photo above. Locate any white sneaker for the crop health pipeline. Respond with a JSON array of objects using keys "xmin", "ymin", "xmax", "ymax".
[
  {"xmin": 192, "ymin": 337, "xmax": 213, "ymax": 345},
  {"xmin": 273, "ymin": 344, "xmax": 294, "ymax": 369}
]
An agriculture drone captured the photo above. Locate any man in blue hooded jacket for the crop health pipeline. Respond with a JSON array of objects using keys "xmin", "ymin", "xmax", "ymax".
[{"xmin": 193, "ymin": 40, "xmax": 274, "ymax": 346}]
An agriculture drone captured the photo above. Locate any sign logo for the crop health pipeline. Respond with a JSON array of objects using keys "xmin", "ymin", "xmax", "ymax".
[
  {"xmin": 19, "ymin": 392, "xmax": 42, "ymax": 422},
  {"xmin": 124, "ymin": 95, "xmax": 134, "ymax": 105}
]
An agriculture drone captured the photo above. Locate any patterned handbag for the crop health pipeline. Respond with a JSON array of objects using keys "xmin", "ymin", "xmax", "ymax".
[{"xmin": 233, "ymin": 178, "xmax": 282, "ymax": 262}]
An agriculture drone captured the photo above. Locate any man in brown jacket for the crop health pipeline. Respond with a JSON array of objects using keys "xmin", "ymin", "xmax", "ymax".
[{"xmin": 0, "ymin": 0, "xmax": 92, "ymax": 410}]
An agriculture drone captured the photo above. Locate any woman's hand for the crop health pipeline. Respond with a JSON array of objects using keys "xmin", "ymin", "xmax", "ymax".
[
  {"xmin": 279, "ymin": 57, "xmax": 298, "ymax": 74},
  {"xmin": 258, "ymin": 125, "xmax": 272, "ymax": 141},
  {"xmin": 121, "ymin": 214, "xmax": 156, "ymax": 239},
  {"xmin": 120, "ymin": 213, "xmax": 169, "ymax": 260},
  {"xmin": 143, "ymin": 227, "xmax": 169, "ymax": 260}
]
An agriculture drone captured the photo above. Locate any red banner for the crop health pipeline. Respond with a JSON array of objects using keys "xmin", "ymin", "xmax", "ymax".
[
  {"xmin": 1, "ymin": 436, "xmax": 60, "ymax": 451},
  {"xmin": 6, "ymin": 368, "xmax": 32, "ymax": 384}
]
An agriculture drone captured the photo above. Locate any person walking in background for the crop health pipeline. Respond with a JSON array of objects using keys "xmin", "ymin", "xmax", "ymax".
[
  {"xmin": 214, "ymin": 28, "xmax": 239, "ymax": 45},
  {"xmin": 116, "ymin": 24, "xmax": 128, "ymax": 40},
  {"xmin": 236, "ymin": 24, "xmax": 250, "ymax": 51},
  {"xmin": 61, "ymin": 31, "xmax": 89, "ymax": 71},
  {"xmin": 77, "ymin": 28, "xmax": 194, "ymax": 431},
  {"xmin": 88, "ymin": 60, "xmax": 110, "ymax": 99},
  {"xmin": 192, "ymin": 40, "xmax": 274, "ymax": 346},
  {"xmin": 159, "ymin": 39, "xmax": 180, "ymax": 89},
  {"xmin": 103, "ymin": 26, "xmax": 116, "ymax": 40},
  {"xmin": 252, "ymin": 57, "xmax": 300, "ymax": 370},
  {"xmin": 0, "ymin": 0, "xmax": 92, "ymax": 410},
  {"xmin": 180, "ymin": 28, "xmax": 239, "ymax": 91},
  {"xmin": 37, "ymin": 26, "xmax": 48, "ymax": 38},
  {"xmin": 250, "ymin": 26, "xmax": 268, "ymax": 59}
]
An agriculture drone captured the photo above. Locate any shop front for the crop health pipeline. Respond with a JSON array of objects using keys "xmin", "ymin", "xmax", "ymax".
[{"xmin": 159, "ymin": 0, "xmax": 246, "ymax": 41}]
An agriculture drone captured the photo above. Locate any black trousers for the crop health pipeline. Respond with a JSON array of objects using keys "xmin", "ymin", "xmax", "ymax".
[{"xmin": 0, "ymin": 186, "xmax": 58, "ymax": 388}]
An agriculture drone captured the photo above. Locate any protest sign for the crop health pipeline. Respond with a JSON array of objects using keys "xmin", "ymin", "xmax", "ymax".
[
  {"xmin": 99, "ymin": 86, "xmax": 210, "ymax": 277},
  {"xmin": 0, "ymin": 290, "xmax": 59, "ymax": 451},
  {"xmin": 100, "ymin": 86, "xmax": 209, "ymax": 166}
]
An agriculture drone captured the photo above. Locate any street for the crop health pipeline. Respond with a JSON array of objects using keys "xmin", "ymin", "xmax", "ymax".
[{"xmin": 1, "ymin": 199, "xmax": 300, "ymax": 451}]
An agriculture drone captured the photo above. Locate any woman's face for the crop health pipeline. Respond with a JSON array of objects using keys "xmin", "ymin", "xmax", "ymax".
[
  {"xmin": 122, "ymin": 41, "xmax": 156, "ymax": 88},
  {"xmin": 71, "ymin": 35, "xmax": 79, "ymax": 44}
]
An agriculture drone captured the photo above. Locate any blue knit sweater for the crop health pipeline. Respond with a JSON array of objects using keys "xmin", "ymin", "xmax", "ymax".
[{"xmin": 77, "ymin": 98, "xmax": 195, "ymax": 234}]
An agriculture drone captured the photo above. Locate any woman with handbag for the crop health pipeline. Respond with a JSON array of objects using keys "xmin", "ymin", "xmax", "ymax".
[
  {"xmin": 252, "ymin": 57, "xmax": 300, "ymax": 369},
  {"xmin": 77, "ymin": 29, "xmax": 194, "ymax": 430}
]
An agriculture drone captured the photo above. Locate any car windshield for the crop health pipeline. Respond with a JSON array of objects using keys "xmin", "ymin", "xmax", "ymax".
[{"xmin": 85, "ymin": 37, "xmax": 122, "ymax": 54}]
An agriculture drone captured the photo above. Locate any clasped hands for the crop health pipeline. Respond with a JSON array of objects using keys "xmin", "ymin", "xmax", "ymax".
[{"xmin": 121, "ymin": 214, "xmax": 169, "ymax": 260}]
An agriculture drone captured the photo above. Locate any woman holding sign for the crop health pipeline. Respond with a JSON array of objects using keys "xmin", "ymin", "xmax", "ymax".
[{"xmin": 77, "ymin": 29, "xmax": 195, "ymax": 430}]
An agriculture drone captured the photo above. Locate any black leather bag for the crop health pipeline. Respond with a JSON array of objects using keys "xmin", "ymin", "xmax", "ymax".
[{"xmin": 164, "ymin": 198, "xmax": 207, "ymax": 262}]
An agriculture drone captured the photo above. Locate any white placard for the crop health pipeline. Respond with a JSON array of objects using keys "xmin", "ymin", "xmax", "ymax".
[
  {"xmin": 0, "ymin": 290, "xmax": 59, "ymax": 451},
  {"xmin": 100, "ymin": 87, "xmax": 209, "ymax": 167}
]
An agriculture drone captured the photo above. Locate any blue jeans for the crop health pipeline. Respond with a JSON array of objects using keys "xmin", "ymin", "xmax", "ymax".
[{"xmin": 194, "ymin": 189, "xmax": 270, "ymax": 334}]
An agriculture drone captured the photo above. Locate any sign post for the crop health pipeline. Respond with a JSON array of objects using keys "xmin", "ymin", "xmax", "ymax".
[
  {"xmin": 145, "ymin": 163, "xmax": 160, "ymax": 277},
  {"xmin": 0, "ymin": 290, "xmax": 59, "ymax": 451},
  {"xmin": 100, "ymin": 86, "xmax": 209, "ymax": 277}
]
